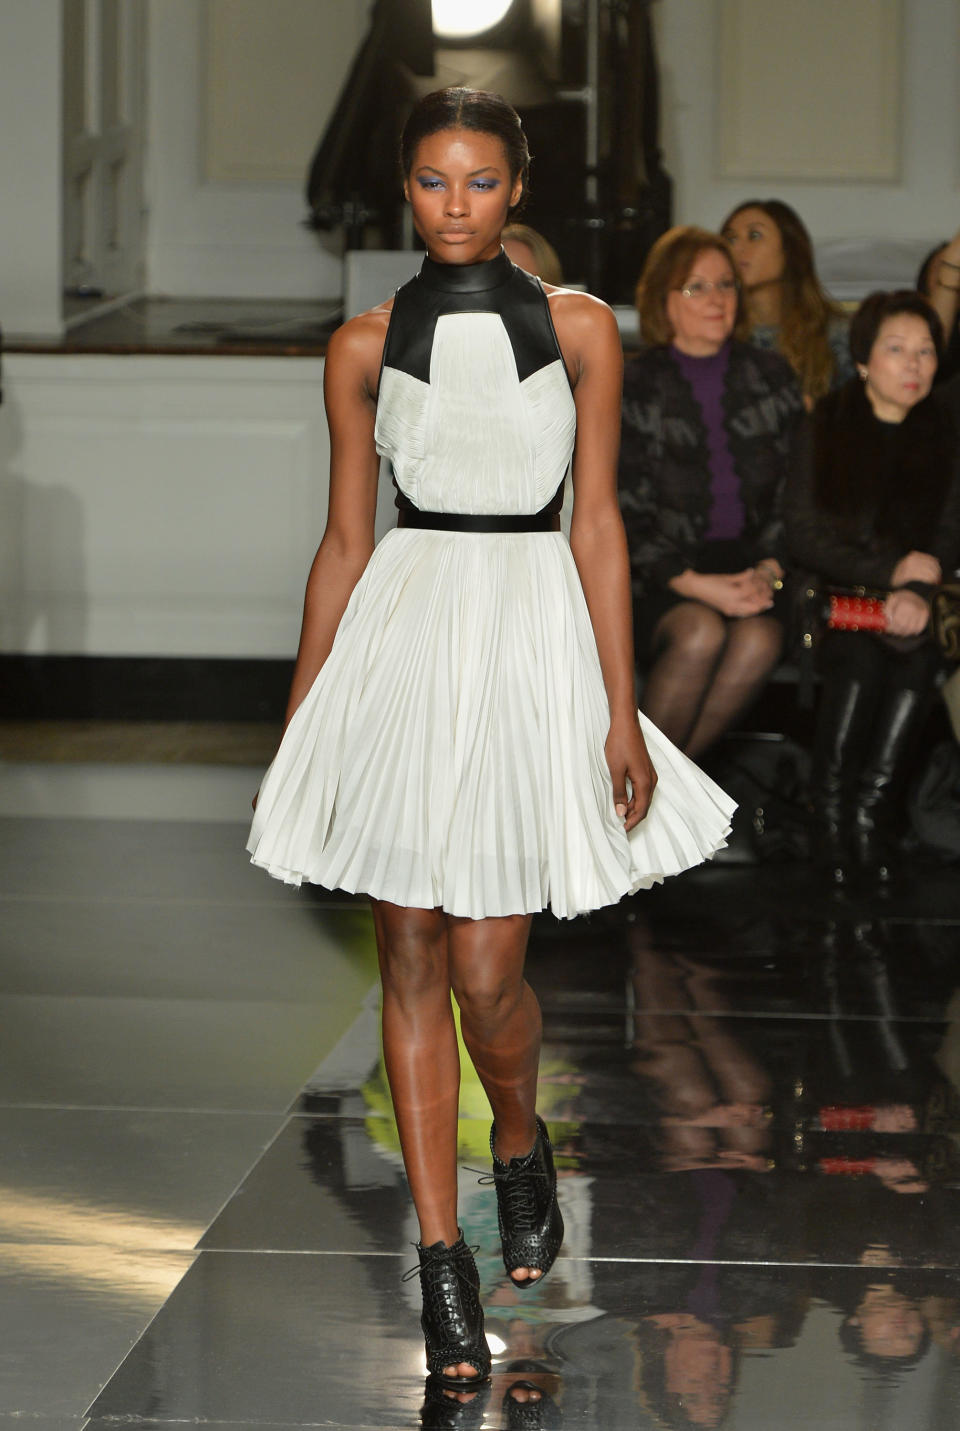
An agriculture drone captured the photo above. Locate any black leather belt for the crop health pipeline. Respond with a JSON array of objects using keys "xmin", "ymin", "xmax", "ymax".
[{"xmin": 397, "ymin": 510, "xmax": 560, "ymax": 533}]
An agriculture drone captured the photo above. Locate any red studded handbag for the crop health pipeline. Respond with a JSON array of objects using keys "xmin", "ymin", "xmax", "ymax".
[{"xmin": 826, "ymin": 591, "xmax": 888, "ymax": 633}]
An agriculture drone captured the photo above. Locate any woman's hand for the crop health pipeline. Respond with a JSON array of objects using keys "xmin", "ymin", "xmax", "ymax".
[
  {"xmin": 891, "ymin": 550, "xmax": 942, "ymax": 586},
  {"xmin": 605, "ymin": 714, "xmax": 658, "ymax": 832},
  {"xmin": 885, "ymin": 588, "xmax": 930, "ymax": 636},
  {"xmin": 670, "ymin": 568, "xmax": 774, "ymax": 617}
]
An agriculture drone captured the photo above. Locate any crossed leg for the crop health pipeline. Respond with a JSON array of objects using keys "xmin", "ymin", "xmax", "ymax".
[
  {"xmin": 641, "ymin": 602, "xmax": 782, "ymax": 758},
  {"xmin": 373, "ymin": 901, "xmax": 542, "ymax": 1380}
]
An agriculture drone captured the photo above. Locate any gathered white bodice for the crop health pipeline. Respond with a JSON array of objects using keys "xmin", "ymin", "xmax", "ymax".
[{"xmin": 375, "ymin": 309, "xmax": 576, "ymax": 515}]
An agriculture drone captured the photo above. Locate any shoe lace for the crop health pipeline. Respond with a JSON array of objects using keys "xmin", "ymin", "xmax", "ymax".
[
  {"xmin": 473, "ymin": 1162, "xmax": 547, "ymax": 1234},
  {"xmin": 401, "ymin": 1239, "xmax": 481, "ymax": 1286},
  {"xmin": 402, "ymin": 1241, "xmax": 483, "ymax": 1346}
]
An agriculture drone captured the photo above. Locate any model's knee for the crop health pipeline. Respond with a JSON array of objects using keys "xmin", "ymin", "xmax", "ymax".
[
  {"xmin": 454, "ymin": 971, "xmax": 523, "ymax": 1030},
  {"xmin": 377, "ymin": 910, "xmax": 448, "ymax": 1000}
]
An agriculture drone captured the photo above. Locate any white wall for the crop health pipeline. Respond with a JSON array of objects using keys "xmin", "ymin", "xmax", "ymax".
[
  {"xmin": 0, "ymin": 355, "xmax": 329, "ymax": 656},
  {"xmin": 655, "ymin": 0, "xmax": 960, "ymax": 248},
  {"xmin": 146, "ymin": 0, "xmax": 960, "ymax": 301},
  {"xmin": 0, "ymin": 1, "xmax": 62, "ymax": 334},
  {"xmin": 0, "ymin": 352, "xmax": 401, "ymax": 658},
  {"xmin": 145, "ymin": 0, "xmax": 369, "ymax": 299}
]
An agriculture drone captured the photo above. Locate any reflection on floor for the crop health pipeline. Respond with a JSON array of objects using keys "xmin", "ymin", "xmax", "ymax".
[{"xmin": 3, "ymin": 761, "xmax": 960, "ymax": 1429}]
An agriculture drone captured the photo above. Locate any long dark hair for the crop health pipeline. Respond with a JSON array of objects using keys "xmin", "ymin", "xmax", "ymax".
[
  {"xmin": 722, "ymin": 198, "xmax": 843, "ymax": 401},
  {"xmin": 399, "ymin": 87, "xmax": 530, "ymax": 212}
]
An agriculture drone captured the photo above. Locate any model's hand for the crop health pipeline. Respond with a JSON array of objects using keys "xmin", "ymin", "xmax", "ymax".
[
  {"xmin": 606, "ymin": 715, "xmax": 657, "ymax": 831},
  {"xmin": 885, "ymin": 588, "xmax": 930, "ymax": 636},
  {"xmin": 891, "ymin": 550, "xmax": 941, "ymax": 586},
  {"xmin": 674, "ymin": 569, "xmax": 775, "ymax": 617}
]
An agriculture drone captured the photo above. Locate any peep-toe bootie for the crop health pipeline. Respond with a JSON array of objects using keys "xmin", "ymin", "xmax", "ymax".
[
  {"xmin": 420, "ymin": 1372, "xmax": 491, "ymax": 1428},
  {"xmin": 504, "ymin": 1380, "xmax": 563, "ymax": 1430},
  {"xmin": 404, "ymin": 1234, "xmax": 492, "ymax": 1389},
  {"xmin": 489, "ymin": 1116, "xmax": 564, "ymax": 1287}
]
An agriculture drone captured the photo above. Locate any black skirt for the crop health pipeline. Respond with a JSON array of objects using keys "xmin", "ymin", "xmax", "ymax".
[{"xmin": 634, "ymin": 539, "xmax": 786, "ymax": 656}]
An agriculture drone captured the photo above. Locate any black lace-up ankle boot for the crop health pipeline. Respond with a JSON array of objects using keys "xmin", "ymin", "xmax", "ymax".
[
  {"xmin": 489, "ymin": 1116, "xmax": 564, "ymax": 1287},
  {"xmin": 503, "ymin": 1379, "xmax": 563, "ymax": 1429},
  {"xmin": 404, "ymin": 1234, "xmax": 491, "ymax": 1389},
  {"xmin": 420, "ymin": 1371, "xmax": 491, "ymax": 1427}
]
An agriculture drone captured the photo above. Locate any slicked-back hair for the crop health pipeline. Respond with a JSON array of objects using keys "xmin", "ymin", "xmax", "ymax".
[
  {"xmin": 635, "ymin": 225, "xmax": 747, "ymax": 348},
  {"xmin": 399, "ymin": 87, "xmax": 530, "ymax": 213},
  {"xmin": 849, "ymin": 289, "xmax": 944, "ymax": 366}
]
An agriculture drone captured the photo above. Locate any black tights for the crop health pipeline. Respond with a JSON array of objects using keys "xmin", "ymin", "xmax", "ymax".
[{"xmin": 641, "ymin": 601, "xmax": 784, "ymax": 759}]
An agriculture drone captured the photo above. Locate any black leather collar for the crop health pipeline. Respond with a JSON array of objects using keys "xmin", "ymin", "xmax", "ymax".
[{"xmin": 417, "ymin": 249, "xmax": 514, "ymax": 293}]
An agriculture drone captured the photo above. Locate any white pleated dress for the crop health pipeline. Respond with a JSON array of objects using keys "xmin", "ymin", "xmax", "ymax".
[{"xmin": 247, "ymin": 252, "xmax": 735, "ymax": 919}]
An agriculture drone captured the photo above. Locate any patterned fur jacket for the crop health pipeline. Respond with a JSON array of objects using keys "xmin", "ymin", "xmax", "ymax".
[{"xmin": 618, "ymin": 341, "xmax": 807, "ymax": 601}]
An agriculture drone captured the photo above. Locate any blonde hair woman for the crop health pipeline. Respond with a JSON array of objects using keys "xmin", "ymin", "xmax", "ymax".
[{"xmin": 502, "ymin": 222, "xmax": 564, "ymax": 285}]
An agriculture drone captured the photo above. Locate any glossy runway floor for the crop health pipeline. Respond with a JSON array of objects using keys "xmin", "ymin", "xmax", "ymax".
[{"xmin": 3, "ymin": 758, "xmax": 960, "ymax": 1430}]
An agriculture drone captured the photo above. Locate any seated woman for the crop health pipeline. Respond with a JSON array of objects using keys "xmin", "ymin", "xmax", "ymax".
[
  {"xmin": 786, "ymin": 290, "xmax": 960, "ymax": 889},
  {"xmin": 619, "ymin": 225, "xmax": 806, "ymax": 760},
  {"xmin": 917, "ymin": 238, "xmax": 960, "ymax": 382},
  {"xmin": 721, "ymin": 199, "xmax": 853, "ymax": 406},
  {"xmin": 501, "ymin": 222, "xmax": 564, "ymax": 286}
]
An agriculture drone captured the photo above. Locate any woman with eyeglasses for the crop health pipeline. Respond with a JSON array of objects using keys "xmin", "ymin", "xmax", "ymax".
[{"xmin": 619, "ymin": 225, "xmax": 806, "ymax": 758}]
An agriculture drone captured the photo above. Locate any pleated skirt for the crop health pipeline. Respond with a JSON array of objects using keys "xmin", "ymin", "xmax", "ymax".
[{"xmin": 247, "ymin": 528, "xmax": 735, "ymax": 919}]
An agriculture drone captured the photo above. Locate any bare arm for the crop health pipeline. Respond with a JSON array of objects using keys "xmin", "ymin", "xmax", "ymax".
[
  {"xmin": 552, "ymin": 291, "xmax": 657, "ymax": 828},
  {"xmin": 283, "ymin": 311, "xmax": 387, "ymax": 728}
]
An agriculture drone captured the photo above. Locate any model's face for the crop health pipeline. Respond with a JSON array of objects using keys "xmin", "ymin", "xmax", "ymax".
[
  {"xmin": 863, "ymin": 313, "xmax": 937, "ymax": 422},
  {"xmin": 722, "ymin": 207, "xmax": 784, "ymax": 289},
  {"xmin": 405, "ymin": 128, "xmax": 522, "ymax": 265},
  {"xmin": 665, "ymin": 248, "xmax": 738, "ymax": 356}
]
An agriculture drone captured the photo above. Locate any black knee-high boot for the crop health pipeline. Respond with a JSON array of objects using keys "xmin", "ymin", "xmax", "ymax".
[
  {"xmin": 853, "ymin": 687, "xmax": 928, "ymax": 887},
  {"xmin": 809, "ymin": 674, "xmax": 875, "ymax": 888}
]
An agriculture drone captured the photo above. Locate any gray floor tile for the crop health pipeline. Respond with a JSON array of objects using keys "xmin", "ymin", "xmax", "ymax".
[
  {"xmin": 0, "ymin": 1418, "xmax": 86, "ymax": 1431},
  {"xmin": 87, "ymin": 1250, "xmax": 960, "ymax": 1430},
  {"xmin": 0, "ymin": 816, "xmax": 294, "ymax": 904},
  {"xmin": 0, "ymin": 763, "xmax": 264, "ymax": 823},
  {"xmin": 0, "ymin": 895, "xmax": 378, "ymax": 1003},
  {"xmin": 0, "ymin": 1107, "xmax": 281, "ymax": 1247},
  {"xmin": 0, "ymin": 1246, "xmax": 193, "ymax": 1417},
  {"xmin": 0, "ymin": 996, "xmax": 362, "ymax": 1111}
]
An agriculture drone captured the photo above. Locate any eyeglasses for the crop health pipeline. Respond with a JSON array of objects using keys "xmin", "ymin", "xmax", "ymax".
[{"xmin": 677, "ymin": 278, "xmax": 740, "ymax": 300}]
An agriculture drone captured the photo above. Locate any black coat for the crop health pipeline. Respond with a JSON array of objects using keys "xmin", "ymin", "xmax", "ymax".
[
  {"xmin": 785, "ymin": 377, "xmax": 960, "ymax": 592},
  {"xmin": 618, "ymin": 342, "xmax": 806, "ymax": 601}
]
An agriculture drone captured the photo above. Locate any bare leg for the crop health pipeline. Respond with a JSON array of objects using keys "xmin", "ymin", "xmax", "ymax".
[
  {"xmin": 640, "ymin": 603, "xmax": 728, "ymax": 751},
  {"xmin": 373, "ymin": 901, "xmax": 460, "ymax": 1249},
  {"xmin": 448, "ymin": 913, "xmax": 544, "ymax": 1280},
  {"xmin": 684, "ymin": 614, "xmax": 783, "ymax": 759},
  {"xmin": 375, "ymin": 902, "xmax": 534, "ymax": 1379}
]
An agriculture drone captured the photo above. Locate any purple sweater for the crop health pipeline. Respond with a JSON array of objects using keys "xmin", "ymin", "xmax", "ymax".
[{"xmin": 670, "ymin": 342, "xmax": 745, "ymax": 542}]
